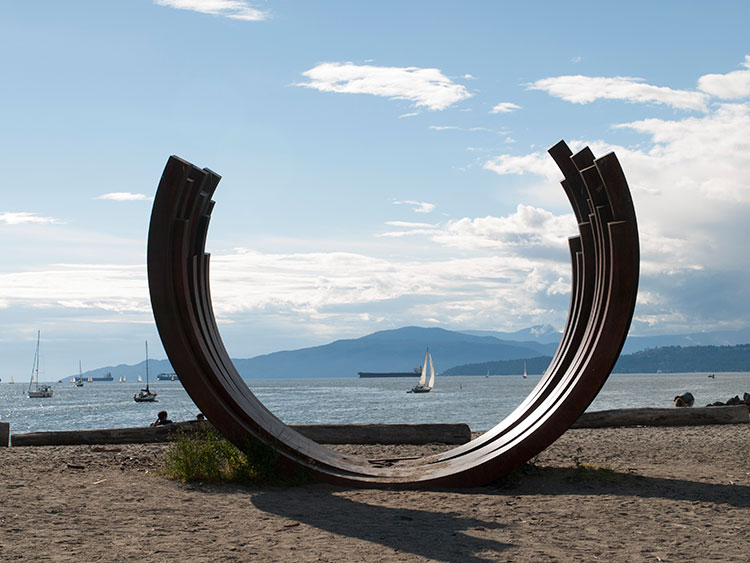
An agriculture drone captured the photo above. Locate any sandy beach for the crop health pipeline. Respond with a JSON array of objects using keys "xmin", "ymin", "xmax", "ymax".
[{"xmin": 1, "ymin": 424, "xmax": 748, "ymax": 562}]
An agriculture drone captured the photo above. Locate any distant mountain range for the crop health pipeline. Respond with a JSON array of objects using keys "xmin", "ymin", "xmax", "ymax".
[
  {"xmin": 232, "ymin": 327, "xmax": 558, "ymax": 379},
  {"xmin": 442, "ymin": 344, "xmax": 750, "ymax": 375},
  {"xmin": 61, "ymin": 325, "xmax": 750, "ymax": 381}
]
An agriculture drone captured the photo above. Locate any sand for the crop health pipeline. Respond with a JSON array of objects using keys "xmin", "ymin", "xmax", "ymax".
[{"xmin": 1, "ymin": 424, "xmax": 749, "ymax": 562}]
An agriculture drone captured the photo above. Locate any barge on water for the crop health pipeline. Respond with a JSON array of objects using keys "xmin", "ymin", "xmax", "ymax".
[{"xmin": 358, "ymin": 367, "xmax": 422, "ymax": 378}]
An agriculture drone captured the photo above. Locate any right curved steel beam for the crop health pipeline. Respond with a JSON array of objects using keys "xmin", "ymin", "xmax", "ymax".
[{"xmin": 147, "ymin": 140, "xmax": 639, "ymax": 487}]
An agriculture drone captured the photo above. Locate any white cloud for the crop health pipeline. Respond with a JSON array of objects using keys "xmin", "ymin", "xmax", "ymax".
[
  {"xmin": 0, "ymin": 224, "xmax": 577, "ymax": 334},
  {"xmin": 398, "ymin": 112, "xmax": 420, "ymax": 119},
  {"xmin": 298, "ymin": 63, "xmax": 472, "ymax": 111},
  {"xmin": 392, "ymin": 200, "xmax": 436, "ymax": 213},
  {"xmin": 483, "ymin": 151, "xmax": 559, "ymax": 180},
  {"xmin": 385, "ymin": 221, "xmax": 436, "ymax": 229},
  {"xmin": 528, "ymin": 75, "xmax": 708, "ymax": 111},
  {"xmin": 490, "ymin": 102, "xmax": 521, "ymax": 114},
  {"xmin": 0, "ymin": 264, "xmax": 149, "ymax": 313},
  {"xmin": 0, "ymin": 212, "xmax": 61, "ymax": 225},
  {"xmin": 428, "ymin": 125, "xmax": 493, "ymax": 133},
  {"xmin": 378, "ymin": 205, "xmax": 576, "ymax": 254},
  {"xmin": 95, "ymin": 192, "xmax": 153, "ymax": 201},
  {"xmin": 207, "ymin": 249, "xmax": 571, "ymax": 331},
  {"xmin": 571, "ymin": 56, "xmax": 582, "ymax": 64},
  {"xmin": 612, "ymin": 102, "xmax": 750, "ymax": 203},
  {"xmin": 483, "ymin": 60, "xmax": 750, "ymax": 334},
  {"xmin": 153, "ymin": 0, "xmax": 268, "ymax": 21},
  {"xmin": 432, "ymin": 205, "xmax": 576, "ymax": 252},
  {"xmin": 697, "ymin": 54, "xmax": 750, "ymax": 99}
]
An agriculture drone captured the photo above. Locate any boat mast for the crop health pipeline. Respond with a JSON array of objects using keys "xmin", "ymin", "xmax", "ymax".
[
  {"xmin": 418, "ymin": 348, "xmax": 429, "ymax": 386},
  {"xmin": 29, "ymin": 330, "xmax": 41, "ymax": 391},
  {"xmin": 145, "ymin": 340, "xmax": 150, "ymax": 392},
  {"xmin": 427, "ymin": 350, "xmax": 435, "ymax": 388}
]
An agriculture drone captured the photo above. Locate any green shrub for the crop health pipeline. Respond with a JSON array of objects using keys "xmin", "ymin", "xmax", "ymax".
[{"xmin": 163, "ymin": 425, "xmax": 282, "ymax": 484}]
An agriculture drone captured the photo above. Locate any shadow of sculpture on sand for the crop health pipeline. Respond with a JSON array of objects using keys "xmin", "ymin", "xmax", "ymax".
[
  {"xmin": 250, "ymin": 488, "xmax": 511, "ymax": 563},
  {"xmin": 500, "ymin": 465, "xmax": 750, "ymax": 508},
  {"xmin": 240, "ymin": 467, "xmax": 749, "ymax": 562}
]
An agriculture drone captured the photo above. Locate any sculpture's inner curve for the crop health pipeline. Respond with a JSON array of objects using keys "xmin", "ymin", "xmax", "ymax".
[{"xmin": 147, "ymin": 140, "xmax": 639, "ymax": 487}]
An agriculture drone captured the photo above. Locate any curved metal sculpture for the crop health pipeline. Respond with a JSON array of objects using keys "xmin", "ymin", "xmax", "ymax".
[{"xmin": 147, "ymin": 140, "xmax": 639, "ymax": 487}]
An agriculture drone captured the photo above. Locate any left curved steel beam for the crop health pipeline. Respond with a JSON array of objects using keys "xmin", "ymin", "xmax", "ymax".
[{"xmin": 147, "ymin": 140, "xmax": 639, "ymax": 487}]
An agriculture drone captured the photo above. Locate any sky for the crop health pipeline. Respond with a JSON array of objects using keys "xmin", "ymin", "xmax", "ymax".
[{"xmin": 1, "ymin": 1, "xmax": 749, "ymax": 380}]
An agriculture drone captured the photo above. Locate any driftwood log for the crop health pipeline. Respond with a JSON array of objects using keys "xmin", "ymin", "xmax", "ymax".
[
  {"xmin": 572, "ymin": 405, "xmax": 749, "ymax": 428},
  {"xmin": 9, "ymin": 422, "xmax": 471, "ymax": 447},
  {"xmin": 9, "ymin": 406, "xmax": 749, "ymax": 447}
]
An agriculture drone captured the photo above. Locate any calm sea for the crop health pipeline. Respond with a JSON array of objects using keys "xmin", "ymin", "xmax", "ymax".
[{"xmin": 2, "ymin": 372, "xmax": 748, "ymax": 435}]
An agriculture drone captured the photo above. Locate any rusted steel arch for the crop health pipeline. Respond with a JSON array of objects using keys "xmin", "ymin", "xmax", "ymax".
[{"xmin": 147, "ymin": 140, "xmax": 639, "ymax": 487}]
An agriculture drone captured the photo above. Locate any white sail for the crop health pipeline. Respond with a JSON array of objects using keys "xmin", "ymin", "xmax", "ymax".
[
  {"xmin": 523, "ymin": 361, "xmax": 527, "ymax": 378},
  {"xmin": 426, "ymin": 351, "xmax": 435, "ymax": 388},
  {"xmin": 418, "ymin": 349, "xmax": 429, "ymax": 386}
]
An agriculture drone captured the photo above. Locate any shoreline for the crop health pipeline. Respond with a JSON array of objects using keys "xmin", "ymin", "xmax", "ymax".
[{"xmin": 1, "ymin": 424, "xmax": 748, "ymax": 561}]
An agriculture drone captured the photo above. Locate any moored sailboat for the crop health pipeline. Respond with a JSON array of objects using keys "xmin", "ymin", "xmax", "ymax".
[
  {"xmin": 408, "ymin": 348, "xmax": 436, "ymax": 393},
  {"xmin": 134, "ymin": 341, "xmax": 157, "ymax": 402},
  {"xmin": 523, "ymin": 361, "xmax": 527, "ymax": 379},
  {"xmin": 74, "ymin": 360, "xmax": 84, "ymax": 387},
  {"xmin": 27, "ymin": 331, "xmax": 53, "ymax": 398}
]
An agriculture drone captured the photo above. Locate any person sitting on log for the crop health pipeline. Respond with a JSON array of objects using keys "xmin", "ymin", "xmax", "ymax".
[
  {"xmin": 150, "ymin": 410, "xmax": 173, "ymax": 426},
  {"xmin": 674, "ymin": 392, "xmax": 694, "ymax": 407}
]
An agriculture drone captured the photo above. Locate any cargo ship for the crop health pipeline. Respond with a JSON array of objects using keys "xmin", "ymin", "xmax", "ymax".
[
  {"xmin": 357, "ymin": 367, "xmax": 422, "ymax": 378},
  {"xmin": 59, "ymin": 371, "xmax": 113, "ymax": 383},
  {"xmin": 157, "ymin": 372, "xmax": 179, "ymax": 381}
]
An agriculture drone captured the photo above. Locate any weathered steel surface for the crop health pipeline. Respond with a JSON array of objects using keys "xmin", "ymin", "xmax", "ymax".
[{"xmin": 147, "ymin": 140, "xmax": 640, "ymax": 487}]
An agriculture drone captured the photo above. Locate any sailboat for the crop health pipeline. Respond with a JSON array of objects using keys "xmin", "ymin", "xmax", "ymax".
[
  {"xmin": 408, "ymin": 348, "xmax": 435, "ymax": 393},
  {"xmin": 134, "ymin": 341, "xmax": 157, "ymax": 402},
  {"xmin": 9, "ymin": 376, "xmax": 14, "ymax": 384},
  {"xmin": 27, "ymin": 331, "xmax": 54, "ymax": 398},
  {"xmin": 74, "ymin": 361, "xmax": 84, "ymax": 387},
  {"xmin": 523, "ymin": 361, "xmax": 528, "ymax": 379}
]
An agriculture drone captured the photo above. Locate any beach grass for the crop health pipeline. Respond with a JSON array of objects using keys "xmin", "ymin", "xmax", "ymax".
[{"xmin": 162, "ymin": 425, "xmax": 282, "ymax": 484}]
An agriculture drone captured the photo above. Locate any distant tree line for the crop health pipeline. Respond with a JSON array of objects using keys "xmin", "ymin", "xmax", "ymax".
[{"xmin": 440, "ymin": 344, "xmax": 750, "ymax": 375}]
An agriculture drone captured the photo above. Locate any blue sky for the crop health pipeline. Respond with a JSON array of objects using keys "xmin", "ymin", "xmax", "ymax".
[{"xmin": 1, "ymin": 1, "xmax": 749, "ymax": 380}]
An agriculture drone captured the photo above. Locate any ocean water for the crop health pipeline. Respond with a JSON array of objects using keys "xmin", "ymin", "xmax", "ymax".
[{"xmin": 2, "ymin": 372, "xmax": 748, "ymax": 435}]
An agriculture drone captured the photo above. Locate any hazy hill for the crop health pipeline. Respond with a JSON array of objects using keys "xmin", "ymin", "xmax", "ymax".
[
  {"xmin": 441, "ymin": 343, "xmax": 750, "ymax": 375},
  {"xmin": 620, "ymin": 328, "xmax": 750, "ymax": 354},
  {"xmin": 63, "ymin": 326, "xmax": 750, "ymax": 381},
  {"xmin": 613, "ymin": 344, "xmax": 750, "ymax": 373},
  {"xmin": 232, "ymin": 326, "xmax": 558, "ymax": 379},
  {"xmin": 460, "ymin": 324, "xmax": 562, "ymax": 344}
]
